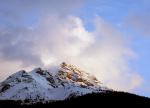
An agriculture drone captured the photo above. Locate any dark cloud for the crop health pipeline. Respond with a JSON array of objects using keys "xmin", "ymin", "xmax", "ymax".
[{"xmin": 0, "ymin": 26, "xmax": 41, "ymax": 66}]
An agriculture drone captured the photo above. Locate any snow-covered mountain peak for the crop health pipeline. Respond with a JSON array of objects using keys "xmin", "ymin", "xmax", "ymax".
[
  {"xmin": 0, "ymin": 62, "xmax": 109, "ymax": 104},
  {"xmin": 1, "ymin": 70, "xmax": 34, "ymax": 87},
  {"xmin": 58, "ymin": 62, "xmax": 101, "ymax": 87}
]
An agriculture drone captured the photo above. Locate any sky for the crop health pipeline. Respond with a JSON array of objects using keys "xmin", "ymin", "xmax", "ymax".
[{"xmin": 0, "ymin": 0, "xmax": 150, "ymax": 97}]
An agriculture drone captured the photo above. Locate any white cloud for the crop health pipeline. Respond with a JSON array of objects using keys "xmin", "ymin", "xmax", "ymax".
[
  {"xmin": 1, "ymin": 15, "xmax": 142, "ymax": 91},
  {"xmin": 66, "ymin": 16, "xmax": 142, "ymax": 91},
  {"xmin": 0, "ymin": 0, "xmax": 143, "ymax": 92}
]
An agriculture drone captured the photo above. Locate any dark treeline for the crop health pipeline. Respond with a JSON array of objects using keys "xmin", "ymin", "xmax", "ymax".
[{"xmin": 0, "ymin": 91, "xmax": 150, "ymax": 108}]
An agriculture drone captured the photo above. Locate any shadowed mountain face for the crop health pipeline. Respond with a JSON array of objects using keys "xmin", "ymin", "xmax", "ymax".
[
  {"xmin": 0, "ymin": 91, "xmax": 150, "ymax": 108},
  {"xmin": 0, "ymin": 62, "xmax": 150, "ymax": 107}
]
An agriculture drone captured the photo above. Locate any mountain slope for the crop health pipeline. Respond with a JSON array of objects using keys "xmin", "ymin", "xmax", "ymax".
[
  {"xmin": 0, "ymin": 91, "xmax": 150, "ymax": 108},
  {"xmin": 0, "ymin": 62, "xmax": 109, "ymax": 104}
]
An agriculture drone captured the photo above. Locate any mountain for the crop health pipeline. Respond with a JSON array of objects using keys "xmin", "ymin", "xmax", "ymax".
[
  {"xmin": 0, "ymin": 62, "xmax": 109, "ymax": 104},
  {"xmin": 0, "ymin": 91, "xmax": 150, "ymax": 108},
  {"xmin": 0, "ymin": 62, "xmax": 150, "ymax": 108}
]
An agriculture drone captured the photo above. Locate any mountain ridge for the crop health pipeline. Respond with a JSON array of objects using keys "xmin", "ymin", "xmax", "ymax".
[{"xmin": 0, "ymin": 62, "xmax": 109, "ymax": 104}]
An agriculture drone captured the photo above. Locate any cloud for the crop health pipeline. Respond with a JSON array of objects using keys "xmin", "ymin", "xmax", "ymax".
[
  {"xmin": 0, "ymin": 0, "xmax": 83, "ymax": 17},
  {"xmin": 0, "ymin": 0, "xmax": 84, "ymax": 80},
  {"xmin": 0, "ymin": 0, "xmax": 84, "ymax": 64},
  {"xmin": 68, "ymin": 17, "xmax": 143, "ymax": 91},
  {"xmin": 0, "ymin": 0, "xmax": 142, "ymax": 91},
  {"xmin": 124, "ymin": 0, "xmax": 150, "ymax": 36},
  {"xmin": 124, "ymin": 13, "xmax": 150, "ymax": 37}
]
